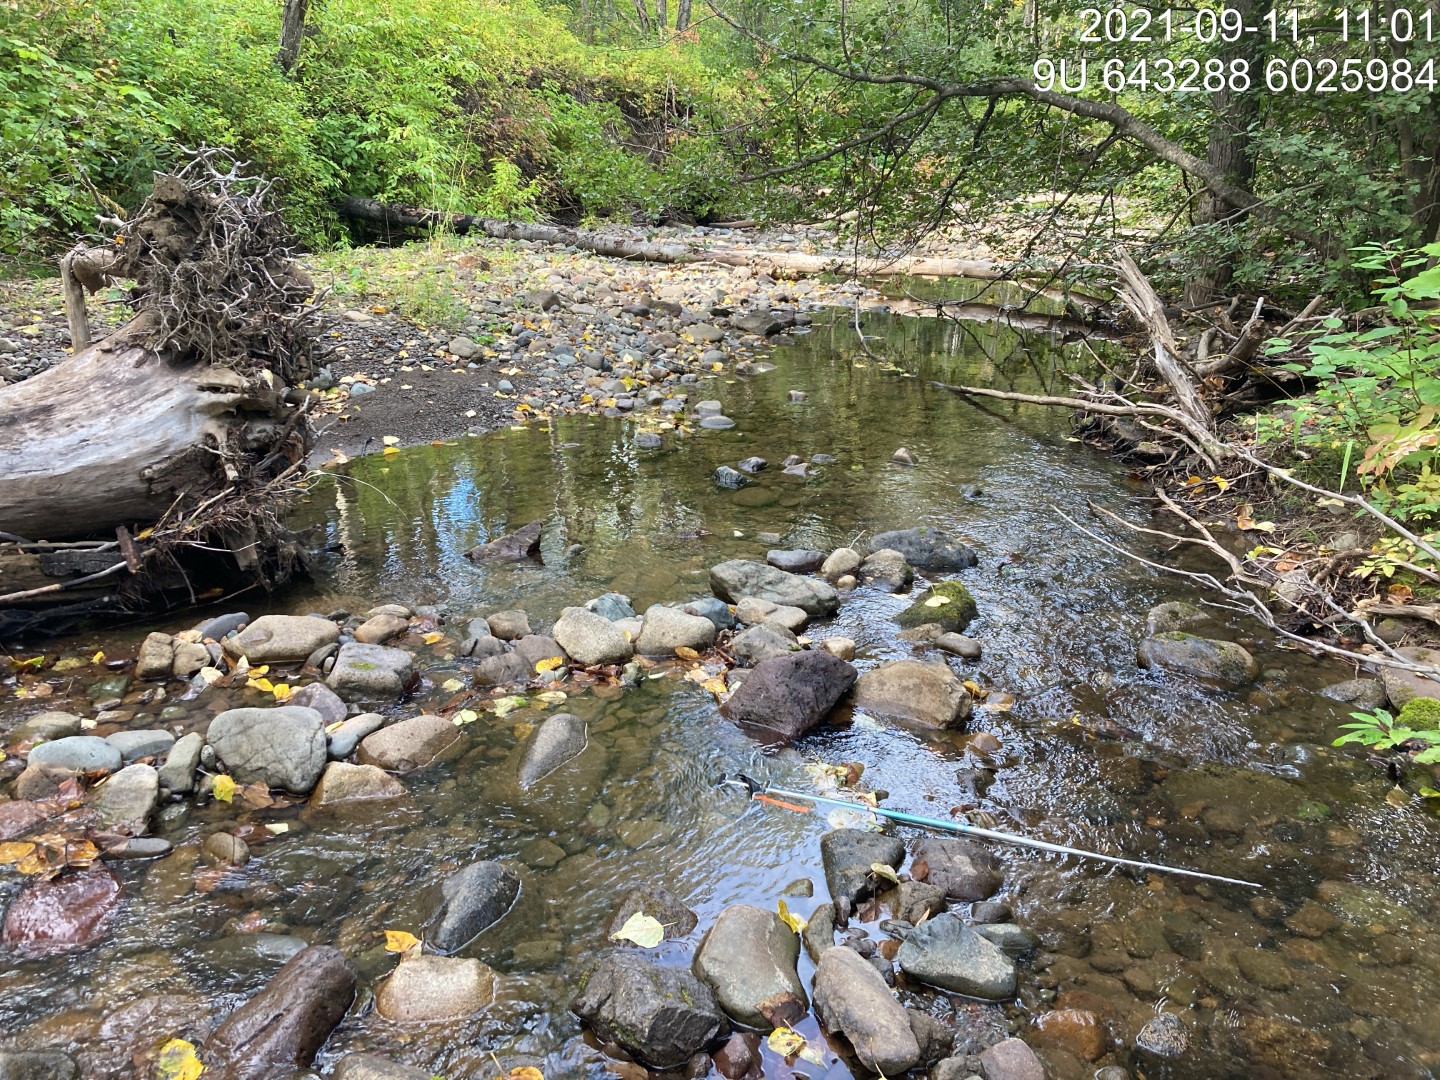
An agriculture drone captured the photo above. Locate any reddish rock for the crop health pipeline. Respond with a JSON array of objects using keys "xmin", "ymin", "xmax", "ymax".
[
  {"xmin": 714, "ymin": 1032, "xmax": 761, "ymax": 1079},
  {"xmin": 1033, "ymin": 1008, "xmax": 1106, "ymax": 1061},
  {"xmin": 0, "ymin": 800, "xmax": 49, "ymax": 840},
  {"xmin": 2, "ymin": 867, "xmax": 121, "ymax": 951}
]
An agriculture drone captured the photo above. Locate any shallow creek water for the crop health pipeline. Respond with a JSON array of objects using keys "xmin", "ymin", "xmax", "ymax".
[{"xmin": 2, "ymin": 305, "xmax": 1439, "ymax": 1079}]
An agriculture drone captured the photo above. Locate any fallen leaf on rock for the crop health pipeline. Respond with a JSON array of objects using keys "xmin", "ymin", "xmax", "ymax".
[
  {"xmin": 535, "ymin": 656, "xmax": 564, "ymax": 673},
  {"xmin": 324, "ymin": 720, "xmax": 346, "ymax": 734},
  {"xmin": 497, "ymin": 1068, "xmax": 544, "ymax": 1080},
  {"xmin": 962, "ymin": 679, "xmax": 988, "ymax": 700},
  {"xmin": 155, "ymin": 1038, "xmax": 205, "ymax": 1080},
  {"xmin": 777, "ymin": 898, "xmax": 807, "ymax": 934},
  {"xmin": 610, "ymin": 911, "xmax": 665, "ymax": 948},
  {"xmin": 0, "ymin": 841, "xmax": 37, "ymax": 864},
  {"xmin": 384, "ymin": 929, "xmax": 421, "ymax": 953},
  {"xmin": 423, "ymin": 631, "xmax": 445, "ymax": 645},
  {"xmin": 869, "ymin": 861, "xmax": 901, "ymax": 886},
  {"xmin": 212, "ymin": 775, "xmax": 236, "ymax": 804},
  {"xmin": 674, "ymin": 646, "xmax": 701, "ymax": 660},
  {"xmin": 923, "ymin": 595, "xmax": 951, "ymax": 608}
]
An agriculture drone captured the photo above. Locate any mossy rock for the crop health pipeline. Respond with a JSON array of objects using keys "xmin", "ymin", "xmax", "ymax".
[
  {"xmin": 1397, "ymin": 696, "xmax": 1440, "ymax": 729},
  {"xmin": 1137, "ymin": 632, "xmax": 1258, "ymax": 686},
  {"xmin": 895, "ymin": 580, "xmax": 977, "ymax": 633}
]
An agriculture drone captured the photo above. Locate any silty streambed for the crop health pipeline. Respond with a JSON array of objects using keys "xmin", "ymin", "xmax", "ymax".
[{"xmin": 1, "ymin": 306, "xmax": 1437, "ymax": 1079}]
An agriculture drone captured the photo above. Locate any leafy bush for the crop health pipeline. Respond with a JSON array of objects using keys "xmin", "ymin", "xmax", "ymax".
[{"xmin": 1335, "ymin": 706, "xmax": 1440, "ymax": 764}]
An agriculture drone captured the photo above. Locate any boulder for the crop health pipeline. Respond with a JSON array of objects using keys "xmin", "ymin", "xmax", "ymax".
[
  {"xmin": 605, "ymin": 884, "xmax": 698, "ymax": 942},
  {"xmin": 28, "ymin": 736, "xmax": 121, "ymax": 774},
  {"xmin": 817, "ymin": 637, "xmax": 857, "ymax": 661},
  {"xmin": 92, "ymin": 763, "xmax": 159, "ymax": 826},
  {"xmin": 821, "ymin": 547, "xmax": 863, "ymax": 582},
  {"xmin": 820, "ymin": 829, "xmax": 906, "ymax": 920},
  {"xmin": 853, "ymin": 661, "xmax": 973, "ymax": 728},
  {"xmin": 135, "ymin": 632, "xmax": 176, "ymax": 680},
  {"xmin": 634, "ymin": 605, "xmax": 717, "ymax": 655},
  {"xmin": 729, "ymin": 624, "xmax": 800, "ymax": 667},
  {"xmin": 812, "ymin": 946, "xmax": 921, "ymax": 1077},
  {"xmin": 1138, "ymin": 633, "xmax": 1258, "ymax": 685},
  {"xmin": 767, "ymin": 549, "xmax": 826, "ymax": 573},
  {"xmin": 2, "ymin": 866, "xmax": 121, "ymax": 951},
  {"xmin": 869, "ymin": 528, "xmax": 978, "ymax": 570},
  {"xmin": 202, "ymin": 946, "xmax": 356, "ymax": 1078},
  {"xmin": 914, "ymin": 837, "xmax": 1004, "ymax": 901},
  {"xmin": 518, "ymin": 713, "xmax": 588, "ymax": 788},
  {"xmin": 223, "ymin": 615, "xmax": 339, "ymax": 664},
  {"xmin": 683, "ymin": 596, "xmax": 736, "ymax": 631},
  {"xmin": 693, "ymin": 904, "xmax": 806, "ymax": 1029},
  {"xmin": 734, "ymin": 597, "xmax": 808, "ymax": 632},
  {"xmin": 171, "ymin": 640, "xmax": 211, "ymax": 678},
  {"xmin": 426, "ymin": 861, "xmax": 520, "ymax": 953},
  {"xmin": 287, "ymin": 682, "xmax": 348, "ymax": 724},
  {"xmin": 353, "ymin": 612, "xmax": 409, "ymax": 644},
  {"xmin": 720, "ymin": 651, "xmax": 857, "ymax": 742},
  {"xmin": 512, "ymin": 634, "xmax": 564, "ymax": 671},
  {"xmin": 473, "ymin": 649, "xmax": 530, "ymax": 686},
  {"xmin": 356, "ymin": 715, "xmax": 460, "ymax": 774},
  {"xmin": 710, "ymin": 560, "xmax": 838, "ymax": 617},
  {"xmin": 896, "ymin": 581, "xmax": 978, "ymax": 633},
  {"xmin": 894, "ymin": 914, "xmax": 1016, "ymax": 1000},
  {"xmin": 324, "ymin": 713, "xmax": 382, "ymax": 759},
  {"xmin": 105, "ymin": 729, "xmax": 174, "ymax": 763},
  {"xmin": 10, "ymin": 711, "xmax": 82, "ymax": 743},
  {"xmin": 978, "ymin": 1038, "xmax": 1046, "ymax": 1080},
  {"xmin": 375, "ymin": 953, "xmax": 497, "ymax": 1022},
  {"xmin": 486, "ymin": 610, "xmax": 532, "ymax": 640},
  {"xmin": 207, "ymin": 706, "xmax": 327, "ymax": 795},
  {"xmin": 860, "ymin": 549, "xmax": 913, "ymax": 592},
  {"xmin": 1381, "ymin": 646, "xmax": 1440, "ymax": 709},
  {"xmin": 311, "ymin": 762, "xmax": 405, "ymax": 806},
  {"xmin": 552, "ymin": 607, "xmax": 632, "ymax": 666},
  {"xmin": 585, "ymin": 593, "xmax": 637, "ymax": 622},
  {"xmin": 464, "ymin": 519, "xmax": 543, "ymax": 561},
  {"xmin": 572, "ymin": 952, "xmax": 727, "ymax": 1070},
  {"xmin": 883, "ymin": 880, "xmax": 947, "ymax": 924},
  {"xmin": 332, "ymin": 1054, "xmax": 434, "ymax": 1080},
  {"xmin": 326, "ymin": 642, "xmax": 414, "ymax": 701}
]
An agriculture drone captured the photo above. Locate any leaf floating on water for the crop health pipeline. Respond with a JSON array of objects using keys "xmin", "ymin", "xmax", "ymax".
[
  {"xmin": 765, "ymin": 1026, "xmax": 825, "ymax": 1065},
  {"xmin": 492, "ymin": 695, "xmax": 527, "ymax": 717},
  {"xmin": 381, "ymin": 435, "xmax": 400, "ymax": 446},
  {"xmin": 777, "ymin": 898, "xmax": 807, "ymax": 934},
  {"xmin": 869, "ymin": 861, "xmax": 901, "ymax": 886},
  {"xmin": 441, "ymin": 678, "xmax": 465, "ymax": 693},
  {"xmin": 454, "ymin": 708, "xmax": 480, "ymax": 726},
  {"xmin": 423, "ymin": 631, "xmax": 446, "ymax": 645},
  {"xmin": 962, "ymin": 679, "xmax": 988, "ymax": 700},
  {"xmin": 512, "ymin": 721, "xmax": 534, "ymax": 739},
  {"xmin": 384, "ymin": 929, "xmax": 421, "ymax": 954},
  {"xmin": 212, "ymin": 775, "xmax": 236, "ymax": 804},
  {"xmin": 610, "ymin": 911, "xmax": 665, "ymax": 948},
  {"xmin": 536, "ymin": 690, "xmax": 568, "ymax": 705},
  {"xmin": 156, "ymin": 1038, "xmax": 205, "ymax": 1080}
]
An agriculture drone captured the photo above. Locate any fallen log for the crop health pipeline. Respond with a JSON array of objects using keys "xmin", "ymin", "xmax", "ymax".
[{"xmin": 336, "ymin": 196, "xmax": 1107, "ymax": 303}]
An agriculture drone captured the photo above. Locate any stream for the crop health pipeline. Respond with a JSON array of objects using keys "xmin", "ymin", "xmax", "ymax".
[{"xmin": 2, "ymin": 301, "xmax": 1438, "ymax": 1079}]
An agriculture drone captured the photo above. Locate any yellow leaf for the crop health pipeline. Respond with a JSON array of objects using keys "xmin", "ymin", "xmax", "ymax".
[
  {"xmin": 700, "ymin": 676, "xmax": 728, "ymax": 696},
  {"xmin": 270, "ymin": 683, "xmax": 292, "ymax": 703},
  {"xmin": 441, "ymin": 678, "xmax": 464, "ymax": 692},
  {"xmin": 246, "ymin": 677, "xmax": 275, "ymax": 694},
  {"xmin": 0, "ymin": 841, "xmax": 37, "ymax": 864},
  {"xmin": 674, "ymin": 646, "xmax": 701, "ymax": 660},
  {"xmin": 923, "ymin": 595, "xmax": 951, "ymax": 607},
  {"xmin": 500, "ymin": 1068, "xmax": 545, "ymax": 1080},
  {"xmin": 454, "ymin": 709, "xmax": 480, "ymax": 726},
  {"xmin": 212, "ymin": 775, "xmax": 236, "ymax": 804},
  {"xmin": 870, "ymin": 861, "xmax": 901, "ymax": 886},
  {"xmin": 134, "ymin": 527, "xmax": 154, "ymax": 540},
  {"xmin": 536, "ymin": 690, "xmax": 568, "ymax": 705},
  {"xmin": 1212, "ymin": 475, "xmax": 1231, "ymax": 492},
  {"xmin": 962, "ymin": 679, "xmax": 988, "ymax": 700},
  {"xmin": 492, "ymin": 695, "xmax": 526, "ymax": 717},
  {"xmin": 777, "ymin": 898, "xmax": 807, "ymax": 934},
  {"xmin": 382, "ymin": 446, "xmax": 400, "ymax": 457},
  {"xmin": 423, "ymin": 631, "xmax": 445, "ymax": 645},
  {"xmin": 535, "ymin": 656, "xmax": 564, "ymax": 673},
  {"xmin": 512, "ymin": 720, "xmax": 534, "ymax": 739},
  {"xmin": 766, "ymin": 1027, "xmax": 807, "ymax": 1058},
  {"xmin": 156, "ymin": 1038, "xmax": 205, "ymax": 1080},
  {"xmin": 91, "ymin": 650, "xmax": 105, "ymax": 663},
  {"xmin": 610, "ymin": 911, "xmax": 665, "ymax": 948},
  {"xmin": 265, "ymin": 823, "xmax": 289, "ymax": 834},
  {"xmin": 384, "ymin": 929, "xmax": 421, "ymax": 954}
]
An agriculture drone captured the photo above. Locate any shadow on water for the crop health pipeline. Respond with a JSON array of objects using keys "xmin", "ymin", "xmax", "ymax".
[{"xmin": 1, "ymin": 306, "xmax": 1438, "ymax": 1078}]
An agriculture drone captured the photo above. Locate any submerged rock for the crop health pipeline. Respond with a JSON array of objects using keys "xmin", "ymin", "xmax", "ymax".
[
  {"xmin": 518, "ymin": 713, "xmax": 588, "ymax": 788},
  {"xmin": 425, "ymin": 861, "xmax": 520, "ymax": 954},
  {"xmin": 709, "ymin": 559, "xmax": 839, "ymax": 617},
  {"xmin": 895, "ymin": 914, "xmax": 1016, "ymax": 1000},
  {"xmin": 869, "ymin": 528, "xmax": 978, "ymax": 570},
  {"xmin": 853, "ymin": 660, "xmax": 973, "ymax": 728},
  {"xmin": 812, "ymin": 946, "xmax": 921, "ymax": 1077},
  {"xmin": 693, "ymin": 904, "xmax": 806, "ymax": 1028},
  {"xmin": 2, "ymin": 866, "xmax": 121, "ymax": 951},
  {"xmin": 376, "ymin": 953, "xmax": 497, "ymax": 1022},
  {"xmin": 1380, "ymin": 646, "xmax": 1440, "ymax": 708},
  {"xmin": 332, "ymin": 1054, "xmax": 434, "ymax": 1080},
  {"xmin": 571, "ymin": 952, "xmax": 727, "ymax": 1070},
  {"xmin": 207, "ymin": 706, "xmax": 327, "ymax": 795},
  {"xmin": 1138, "ymin": 632, "xmax": 1258, "ymax": 685},
  {"xmin": 464, "ymin": 519, "xmax": 543, "ymax": 561},
  {"xmin": 978, "ymin": 1038, "xmax": 1046, "ymax": 1080},
  {"xmin": 0, "ymin": 1051, "xmax": 79, "ymax": 1079},
  {"xmin": 720, "ymin": 651, "xmax": 856, "ymax": 742}
]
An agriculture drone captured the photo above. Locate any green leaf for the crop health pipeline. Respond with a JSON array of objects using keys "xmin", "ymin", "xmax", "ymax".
[{"xmin": 610, "ymin": 912, "xmax": 665, "ymax": 948}]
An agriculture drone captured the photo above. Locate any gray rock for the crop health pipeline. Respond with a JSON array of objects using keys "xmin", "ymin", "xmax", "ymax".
[
  {"xmin": 92, "ymin": 763, "xmax": 159, "ymax": 826},
  {"xmin": 683, "ymin": 596, "xmax": 736, "ymax": 631},
  {"xmin": 693, "ymin": 904, "xmax": 806, "ymax": 1028},
  {"xmin": 518, "ymin": 713, "xmax": 588, "ymax": 788},
  {"xmin": 135, "ymin": 633, "xmax": 175, "ymax": 680},
  {"xmin": 689, "ymin": 324, "xmax": 725, "ymax": 342},
  {"xmin": 11, "ymin": 711, "xmax": 83, "ymax": 743},
  {"xmin": 311, "ymin": 761, "xmax": 405, "ymax": 805},
  {"xmin": 895, "ymin": 914, "xmax": 1016, "ymax": 999},
  {"xmin": 869, "ymin": 528, "xmax": 978, "ymax": 570},
  {"xmin": 1138, "ymin": 633, "xmax": 1258, "ymax": 685},
  {"xmin": 854, "ymin": 660, "xmax": 973, "ymax": 728},
  {"xmin": 203, "ymin": 946, "xmax": 356, "ymax": 1075},
  {"xmin": 766, "ymin": 548, "xmax": 826, "ymax": 574},
  {"xmin": 426, "ymin": 860, "xmax": 520, "ymax": 953},
  {"xmin": 101, "ymin": 837, "xmax": 172, "ymax": 860},
  {"xmin": 821, "ymin": 829, "xmax": 905, "ymax": 920},
  {"xmin": 326, "ymin": 642, "xmax": 414, "ymax": 701},
  {"xmin": 105, "ymin": 729, "xmax": 175, "ymax": 763},
  {"xmin": 0, "ymin": 1051, "xmax": 79, "ymax": 1080},
  {"xmin": 714, "ymin": 465, "xmax": 749, "ymax": 489},
  {"xmin": 353, "ymin": 612, "xmax": 409, "ymax": 644},
  {"xmin": 721, "ymin": 651, "xmax": 857, "ymax": 742},
  {"xmin": 287, "ymin": 682, "xmax": 347, "ymax": 724},
  {"xmin": 821, "ymin": 547, "xmax": 863, "ymax": 581},
  {"xmin": 710, "ymin": 559, "xmax": 839, "ymax": 617},
  {"xmin": 487, "ymin": 610, "xmax": 532, "ymax": 640},
  {"xmin": 460, "ymin": 633, "xmax": 509, "ymax": 660},
  {"xmin": 195, "ymin": 611, "xmax": 250, "ymax": 641},
  {"xmin": 812, "ymin": 946, "xmax": 921, "ymax": 1077},
  {"xmin": 914, "ymin": 837, "xmax": 1004, "ymax": 901},
  {"xmin": 731, "ymin": 311, "xmax": 783, "ymax": 336},
  {"xmin": 571, "ymin": 952, "xmax": 727, "ymax": 1070},
  {"xmin": 552, "ymin": 607, "xmax": 632, "ymax": 666},
  {"xmin": 28, "ymin": 736, "xmax": 121, "ymax": 774},
  {"xmin": 356, "ymin": 714, "xmax": 460, "ymax": 773},
  {"xmin": 729, "ymin": 624, "xmax": 800, "ymax": 667},
  {"xmin": 700, "ymin": 415, "xmax": 736, "ymax": 429},
  {"xmin": 1381, "ymin": 646, "xmax": 1440, "ymax": 708},
  {"xmin": 465, "ymin": 520, "xmax": 543, "ymax": 562},
  {"xmin": 978, "ymin": 1038, "xmax": 1046, "ymax": 1080},
  {"xmin": 972, "ymin": 923, "xmax": 1037, "ymax": 957},
  {"xmin": 738, "ymin": 456, "xmax": 768, "ymax": 474},
  {"xmin": 158, "ymin": 732, "xmax": 204, "ymax": 793},
  {"xmin": 223, "ymin": 614, "xmax": 339, "ymax": 664},
  {"xmin": 513, "ymin": 634, "xmax": 563, "ymax": 670},
  {"xmin": 635, "ymin": 604, "xmax": 717, "ymax": 655},
  {"xmin": 585, "ymin": 593, "xmax": 636, "ymax": 622},
  {"xmin": 473, "ymin": 648, "xmax": 531, "ymax": 685},
  {"xmin": 635, "ymin": 432, "xmax": 662, "ymax": 449},
  {"xmin": 332, "ymin": 1053, "xmax": 434, "ymax": 1080},
  {"xmin": 1145, "ymin": 601, "xmax": 1207, "ymax": 636},
  {"xmin": 327, "ymin": 712, "xmax": 385, "ymax": 759},
  {"xmin": 860, "ymin": 548, "xmax": 913, "ymax": 592},
  {"xmin": 171, "ymin": 640, "xmax": 211, "ymax": 678},
  {"xmin": 1318, "ymin": 678, "xmax": 1388, "ymax": 711},
  {"xmin": 802, "ymin": 901, "xmax": 836, "ymax": 962},
  {"xmin": 935, "ymin": 633, "xmax": 982, "ymax": 659},
  {"xmin": 207, "ymin": 706, "xmax": 328, "ymax": 794},
  {"xmin": 606, "ymin": 884, "xmax": 698, "ymax": 942},
  {"xmin": 734, "ymin": 597, "xmax": 808, "ymax": 632},
  {"xmin": 448, "ymin": 335, "xmax": 479, "ymax": 359},
  {"xmin": 884, "ymin": 880, "xmax": 947, "ymax": 924}
]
